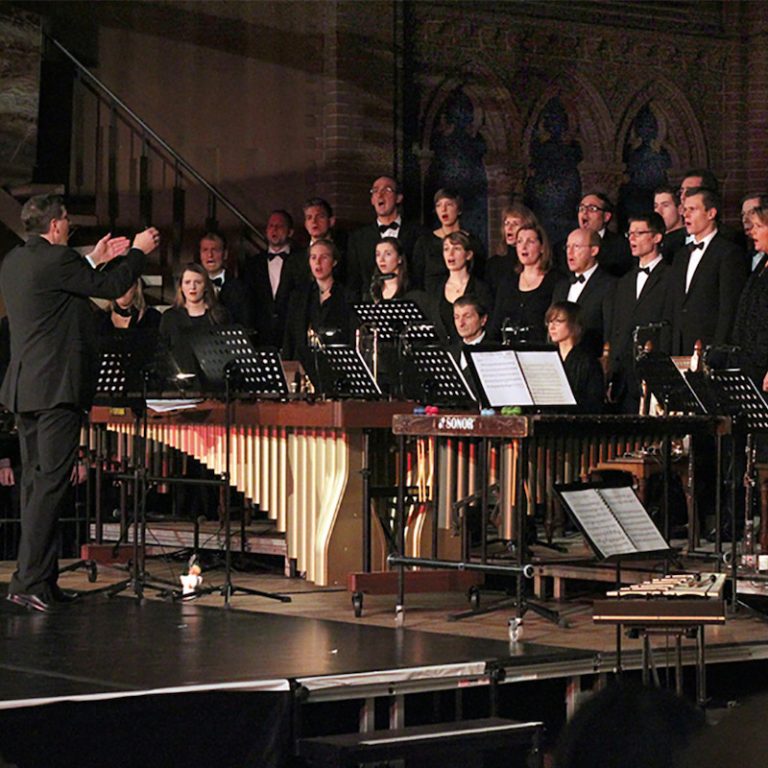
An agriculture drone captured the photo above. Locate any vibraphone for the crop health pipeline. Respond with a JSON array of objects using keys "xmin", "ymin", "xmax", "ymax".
[
  {"xmin": 390, "ymin": 414, "xmax": 731, "ymax": 616},
  {"xmin": 90, "ymin": 400, "xmax": 411, "ymax": 586}
]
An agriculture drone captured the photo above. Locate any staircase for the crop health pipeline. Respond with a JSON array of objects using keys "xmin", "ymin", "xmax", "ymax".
[{"xmin": 0, "ymin": 33, "xmax": 266, "ymax": 305}]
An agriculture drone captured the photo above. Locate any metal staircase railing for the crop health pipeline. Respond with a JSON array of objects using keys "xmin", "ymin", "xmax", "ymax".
[{"xmin": 46, "ymin": 34, "xmax": 266, "ymax": 297}]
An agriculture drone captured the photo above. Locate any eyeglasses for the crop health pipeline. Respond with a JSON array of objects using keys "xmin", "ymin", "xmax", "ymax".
[
  {"xmin": 565, "ymin": 244, "xmax": 592, "ymax": 251},
  {"xmin": 370, "ymin": 185, "xmax": 396, "ymax": 195},
  {"xmin": 577, "ymin": 204, "xmax": 605, "ymax": 214},
  {"xmin": 625, "ymin": 230, "xmax": 652, "ymax": 239}
]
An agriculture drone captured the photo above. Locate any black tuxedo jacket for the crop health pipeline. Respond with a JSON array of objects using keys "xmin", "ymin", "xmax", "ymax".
[
  {"xmin": 552, "ymin": 267, "xmax": 616, "ymax": 358},
  {"xmin": 596, "ymin": 229, "xmax": 633, "ymax": 277},
  {"xmin": 663, "ymin": 233, "xmax": 747, "ymax": 356},
  {"xmin": 242, "ymin": 250, "xmax": 309, "ymax": 347},
  {"xmin": 0, "ymin": 236, "xmax": 145, "ymax": 411},
  {"xmin": 609, "ymin": 261, "xmax": 671, "ymax": 411},
  {"xmin": 346, "ymin": 219, "xmax": 424, "ymax": 298},
  {"xmin": 218, "ymin": 272, "xmax": 256, "ymax": 330}
]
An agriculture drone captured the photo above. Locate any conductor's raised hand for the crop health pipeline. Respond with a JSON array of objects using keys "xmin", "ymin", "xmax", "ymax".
[
  {"xmin": 89, "ymin": 233, "xmax": 130, "ymax": 267},
  {"xmin": 133, "ymin": 227, "xmax": 161, "ymax": 254}
]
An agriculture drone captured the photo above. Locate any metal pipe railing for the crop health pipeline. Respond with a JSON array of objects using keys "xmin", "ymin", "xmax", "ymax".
[{"xmin": 47, "ymin": 33, "xmax": 265, "ymax": 247}]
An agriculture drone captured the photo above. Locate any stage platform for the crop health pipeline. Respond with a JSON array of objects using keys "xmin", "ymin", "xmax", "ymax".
[{"xmin": 3, "ymin": 559, "xmax": 768, "ymax": 767}]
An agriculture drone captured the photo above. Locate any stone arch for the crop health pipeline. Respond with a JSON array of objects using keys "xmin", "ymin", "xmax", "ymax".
[
  {"xmin": 417, "ymin": 63, "xmax": 524, "ymax": 251},
  {"xmin": 615, "ymin": 80, "xmax": 708, "ymax": 182}
]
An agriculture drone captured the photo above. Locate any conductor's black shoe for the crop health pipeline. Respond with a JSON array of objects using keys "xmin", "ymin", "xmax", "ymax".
[
  {"xmin": 6, "ymin": 592, "xmax": 51, "ymax": 612},
  {"xmin": 51, "ymin": 587, "xmax": 80, "ymax": 603}
]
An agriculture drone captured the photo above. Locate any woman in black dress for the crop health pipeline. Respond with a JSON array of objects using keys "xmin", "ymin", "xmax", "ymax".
[
  {"xmin": 412, "ymin": 188, "xmax": 485, "ymax": 292},
  {"xmin": 545, "ymin": 300, "xmax": 604, "ymax": 413},
  {"xmin": 485, "ymin": 202, "xmax": 538, "ymax": 300},
  {"xmin": 423, "ymin": 231, "xmax": 492, "ymax": 345},
  {"xmin": 490, "ymin": 221, "xmax": 567, "ymax": 343},
  {"xmin": 282, "ymin": 238, "xmax": 354, "ymax": 366},
  {"xmin": 159, "ymin": 262, "xmax": 231, "ymax": 372},
  {"xmin": 732, "ymin": 203, "xmax": 768, "ymax": 390},
  {"xmin": 97, "ymin": 276, "xmax": 161, "ymax": 335}
]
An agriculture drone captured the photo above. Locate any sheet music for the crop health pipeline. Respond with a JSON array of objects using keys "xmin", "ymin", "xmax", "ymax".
[
  {"xmin": 559, "ymin": 489, "xmax": 636, "ymax": 558},
  {"xmin": 468, "ymin": 350, "xmax": 533, "ymax": 407},
  {"xmin": 517, "ymin": 351, "xmax": 576, "ymax": 405},
  {"xmin": 599, "ymin": 487, "xmax": 668, "ymax": 552}
]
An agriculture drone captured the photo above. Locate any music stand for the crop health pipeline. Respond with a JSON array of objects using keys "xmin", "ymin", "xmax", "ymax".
[
  {"xmin": 401, "ymin": 347, "xmax": 476, "ymax": 407},
  {"xmin": 707, "ymin": 370, "xmax": 768, "ymax": 610},
  {"xmin": 634, "ymin": 351, "xmax": 707, "ymax": 414},
  {"xmin": 352, "ymin": 300, "xmax": 427, "ymax": 342},
  {"xmin": 182, "ymin": 326, "xmax": 291, "ymax": 605},
  {"xmin": 312, "ymin": 344, "xmax": 381, "ymax": 399},
  {"xmin": 94, "ymin": 331, "xmax": 184, "ymax": 600}
]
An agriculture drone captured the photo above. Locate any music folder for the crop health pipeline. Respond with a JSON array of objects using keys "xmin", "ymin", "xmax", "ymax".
[
  {"xmin": 466, "ymin": 347, "xmax": 576, "ymax": 409},
  {"xmin": 554, "ymin": 482, "xmax": 672, "ymax": 562}
]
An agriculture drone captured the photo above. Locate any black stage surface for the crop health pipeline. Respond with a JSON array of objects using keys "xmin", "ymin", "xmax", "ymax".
[{"xmin": 0, "ymin": 588, "xmax": 593, "ymax": 767}]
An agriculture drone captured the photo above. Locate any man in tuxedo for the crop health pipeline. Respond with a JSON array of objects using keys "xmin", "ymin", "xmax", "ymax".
[
  {"xmin": 577, "ymin": 192, "xmax": 633, "ymax": 277},
  {"xmin": 552, "ymin": 228, "xmax": 616, "ymax": 359},
  {"xmin": 449, "ymin": 295, "xmax": 490, "ymax": 398},
  {"xmin": 296, "ymin": 197, "xmax": 347, "ymax": 282},
  {"xmin": 242, "ymin": 210, "xmax": 306, "ymax": 348},
  {"xmin": 654, "ymin": 185, "xmax": 686, "ymax": 263},
  {"xmin": 1, "ymin": 193, "xmax": 158, "ymax": 611},
  {"xmin": 663, "ymin": 188, "xmax": 747, "ymax": 356},
  {"xmin": 198, "ymin": 230, "xmax": 255, "ymax": 329},
  {"xmin": 608, "ymin": 212, "xmax": 670, "ymax": 413},
  {"xmin": 346, "ymin": 175, "xmax": 423, "ymax": 297}
]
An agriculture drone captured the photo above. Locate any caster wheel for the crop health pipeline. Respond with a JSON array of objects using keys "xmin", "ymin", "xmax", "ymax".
[
  {"xmin": 87, "ymin": 561, "xmax": 98, "ymax": 583},
  {"xmin": 352, "ymin": 591, "xmax": 363, "ymax": 618},
  {"xmin": 468, "ymin": 586, "xmax": 480, "ymax": 610}
]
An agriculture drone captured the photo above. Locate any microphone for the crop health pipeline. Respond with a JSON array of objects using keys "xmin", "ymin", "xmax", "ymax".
[
  {"xmin": 371, "ymin": 272, "xmax": 397, "ymax": 283},
  {"xmin": 635, "ymin": 321, "xmax": 669, "ymax": 331}
]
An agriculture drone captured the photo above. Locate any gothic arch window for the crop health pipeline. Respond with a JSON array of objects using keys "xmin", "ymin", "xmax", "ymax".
[
  {"xmin": 525, "ymin": 96, "xmax": 583, "ymax": 248},
  {"xmin": 423, "ymin": 86, "xmax": 489, "ymax": 252},
  {"xmin": 618, "ymin": 102, "xmax": 672, "ymax": 229}
]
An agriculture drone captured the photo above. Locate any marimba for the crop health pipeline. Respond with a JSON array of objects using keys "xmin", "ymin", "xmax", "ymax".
[{"xmin": 90, "ymin": 400, "xmax": 411, "ymax": 586}]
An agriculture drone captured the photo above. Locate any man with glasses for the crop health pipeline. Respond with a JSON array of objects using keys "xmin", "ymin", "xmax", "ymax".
[
  {"xmin": 346, "ymin": 175, "xmax": 423, "ymax": 297},
  {"xmin": 575, "ymin": 191, "xmax": 632, "ymax": 277},
  {"xmin": 1, "ymin": 194, "xmax": 159, "ymax": 611},
  {"xmin": 552, "ymin": 227, "xmax": 616, "ymax": 359},
  {"xmin": 608, "ymin": 213, "xmax": 670, "ymax": 413}
]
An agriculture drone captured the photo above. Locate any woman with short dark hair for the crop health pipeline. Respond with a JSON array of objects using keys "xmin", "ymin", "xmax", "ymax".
[{"xmin": 545, "ymin": 300, "xmax": 604, "ymax": 413}]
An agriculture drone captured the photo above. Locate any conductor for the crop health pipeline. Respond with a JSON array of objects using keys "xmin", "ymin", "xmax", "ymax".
[{"xmin": 1, "ymin": 194, "xmax": 159, "ymax": 611}]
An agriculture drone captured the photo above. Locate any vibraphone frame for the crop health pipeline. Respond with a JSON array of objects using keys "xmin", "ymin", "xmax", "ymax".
[{"xmin": 391, "ymin": 413, "xmax": 732, "ymax": 621}]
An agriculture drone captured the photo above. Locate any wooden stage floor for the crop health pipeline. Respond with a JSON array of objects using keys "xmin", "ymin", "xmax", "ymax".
[{"xmin": 2, "ymin": 555, "xmax": 768, "ymax": 766}]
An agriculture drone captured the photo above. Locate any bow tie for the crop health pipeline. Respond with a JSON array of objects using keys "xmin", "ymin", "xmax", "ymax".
[
  {"xmin": 637, "ymin": 266, "xmax": 651, "ymax": 275},
  {"xmin": 379, "ymin": 221, "xmax": 400, "ymax": 234},
  {"xmin": 268, "ymin": 251, "xmax": 287, "ymax": 261},
  {"xmin": 688, "ymin": 241, "xmax": 704, "ymax": 253},
  {"xmin": 570, "ymin": 273, "xmax": 585, "ymax": 284},
  {"xmin": 211, "ymin": 276, "xmax": 224, "ymax": 287}
]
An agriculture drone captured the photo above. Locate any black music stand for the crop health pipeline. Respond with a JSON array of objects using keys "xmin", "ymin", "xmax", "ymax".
[
  {"xmin": 77, "ymin": 331, "xmax": 180, "ymax": 599},
  {"xmin": 181, "ymin": 326, "xmax": 291, "ymax": 605},
  {"xmin": 352, "ymin": 300, "xmax": 427, "ymax": 342},
  {"xmin": 555, "ymin": 479, "xmax": 673, "ymax": 672},
  {"xmin": 706, "ymin": 370, "xmax": 768, "ymax": 613},
  {"xmin": 635, "ymin": 352, "xmax": 708, "ymax": 415},
  {"xmin": 401, "ymin": 347, "xmax": 476, "ymax": 407},
  {"xmin": 312, "ymin": 344, "xmax": 381, "ymax": 399}
]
